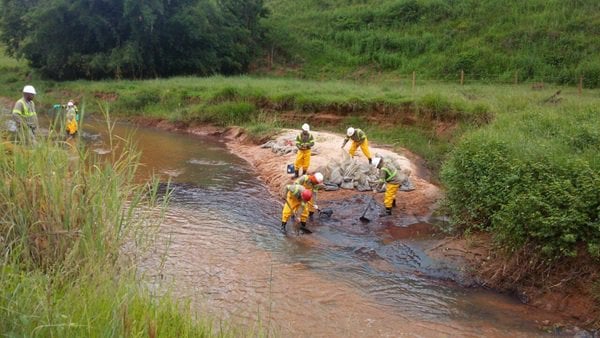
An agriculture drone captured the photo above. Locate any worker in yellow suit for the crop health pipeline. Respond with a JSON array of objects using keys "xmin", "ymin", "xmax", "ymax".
[
  {"xmin": 341, "ymin": 127, "xmax": 372, "ymax": 164},
  {"xmin": 281, "ymin": 183, "xmax": 313, "ymax": 233},
  {"xmin": 295, "ymin": 172, "xmax": 324, "ymax": 221},
  {"xmin": 293, "ymin": 123, "xmax": 315, "ymax": 178},
  {"xmin": 12, "ymin": 85, "xmax": 39, "ymax": 144},
  {"xmin": 372, "ymin": 157, "xmax": 408, "ymax": 216},
  {"xmin": 65, "ymin": 100, "xmax": 79, "ymax": 138}
]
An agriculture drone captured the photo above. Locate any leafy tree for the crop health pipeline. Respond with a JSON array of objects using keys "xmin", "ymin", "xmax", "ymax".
[
  {"xmin": 0, "ymin": 0, "xmax": 269, "ymax": 79},
  {"xmin": 217, "ymin": 0, "xmax": 269, "ymax": 73}
]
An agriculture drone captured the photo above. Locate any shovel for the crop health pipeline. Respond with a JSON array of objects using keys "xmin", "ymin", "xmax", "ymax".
[{"xmin": 359, "ymin": 195, "xmax": 375, "ymax": 223}]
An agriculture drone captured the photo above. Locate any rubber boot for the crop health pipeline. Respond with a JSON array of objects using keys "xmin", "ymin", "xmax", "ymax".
[
  {"xmin": 379, "ymin": 208, "xmax": 392, "ymax": 217},
  {"xmin": 392, "ymin": 199, "xmax": 397, "ymax": 208},
  {"xmin": 294, "ymin": 169, "xmax": 299, "ymax": 178},
  {"xmin": 368, "ymin": 158, "xmax": 372, "ymax": 165},
  {"xmin": 309, "ymin": 211, "xmax": 314, "ymax": 221},
  {"xmin": 300, "ymin": 221, "xmax": 310, "ymax": 233},
  {"xmin": 281, "ymin": 221, "xmax": 287, "ymax": 232}
]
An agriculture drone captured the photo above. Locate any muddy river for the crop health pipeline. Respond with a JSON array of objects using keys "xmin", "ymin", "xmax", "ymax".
[{"xmin": 84, "ymin": 120, "xmax": 553, "ymax": 337}]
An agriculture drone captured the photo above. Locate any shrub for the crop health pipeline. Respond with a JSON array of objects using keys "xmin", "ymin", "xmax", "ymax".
[{"xmin": 442, "ymin": 131, "xmax": 600, "ymax": 260}]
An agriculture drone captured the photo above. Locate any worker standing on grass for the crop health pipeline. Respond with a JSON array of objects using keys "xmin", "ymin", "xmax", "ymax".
[
  {"xmin": 372, "ymin": 157, "xmax": 405, "ymax": 217},
  {"xmin": 341, "ymin": 127, "xmax": 372, "ymax": 164},
  {"xmin": 281, "ymin": 183, "xmax": 313, "ymax": 233},
  {"xmin": 12, "ymin": 85, "xmax": 39, "ymax": 144},
  {"xmin": 65, "ymin": 100, "xmax": 79, "ymax": 138},
  {"xmin": 293, "ymin": 123, "xmax": 315, "ymax": 178},
  {"xmin": 295, "ymin": 172, "xmax": 324, "ymax": 221}
]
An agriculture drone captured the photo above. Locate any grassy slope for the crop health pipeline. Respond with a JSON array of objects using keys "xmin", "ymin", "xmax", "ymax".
[{"xmin": 263, "ymin": 0, "xmax": 600, "ymax": 87}]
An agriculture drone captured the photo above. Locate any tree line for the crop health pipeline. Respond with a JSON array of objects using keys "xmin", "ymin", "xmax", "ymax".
[{"xmin": 0, "ymin": 0, "xmax": 268, "ymax": 80}]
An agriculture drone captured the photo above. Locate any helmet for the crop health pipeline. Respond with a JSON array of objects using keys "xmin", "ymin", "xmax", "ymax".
[
  {"xmin": 346, "ymin": 127, "xmax": 355, "ymax": 137},
  {"xmin": 67, "ymin": 101, "xmax": 74, "ymax": 107},
  {"xmin": 313, "ymin": 172, "xmax": 324, "ymax": 184},
  {"xmin": 302, "ymin": 123, "xmax": 310, "ymax": 132},
  {"xmin": 301, "ymin": 189, "xmax": 312, "ymax": 202},
  {"xmin": 23, "ymin": 85, "xmax": 36, "ymax": 95},
  {"xmin": 372, "ymin": 157, "xmax": 382, "ymax": 168}
]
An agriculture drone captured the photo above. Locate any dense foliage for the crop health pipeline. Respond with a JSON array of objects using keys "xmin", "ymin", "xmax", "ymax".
[
  {"xmin": 0, "ymin": 0, "xmax": 268, "ymax": 79},
  {"xmin": 265, "ymin": 0, "xmax": 600, "ymax": 87},
  {"xmin": 441, "ymin": 108, "xmax": 600, "ymax": 260}
]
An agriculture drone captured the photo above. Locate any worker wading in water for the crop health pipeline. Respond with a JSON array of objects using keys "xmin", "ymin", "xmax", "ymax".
[
  {"xmin": 281, "ymin": 183, "xmax": 313, "ymax": 233},
  {"xmin": 295, "ymin": 172, "xmax": 324, "ymax": 221},
  {"xmin": 341, "ymin": 127, "xmax": 372, "ymax": 164},
  {"xmin": 65, "ymin": 100, "xmax": 79, "ymax": 138},
  {"xmin": 372, "ymin": 157, "xmax": 408, "ymax": 216},
  {"xmin": 293, "ymin": 123, "xmax": 315, "ymax": 178}
]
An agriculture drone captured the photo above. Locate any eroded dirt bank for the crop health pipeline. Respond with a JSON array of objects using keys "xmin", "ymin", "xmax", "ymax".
[{"xmin": 131, "ymin": 117, "xmax": 598, "ymax": 332}]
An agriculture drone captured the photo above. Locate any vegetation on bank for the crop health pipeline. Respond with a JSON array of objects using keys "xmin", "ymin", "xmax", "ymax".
[
  {"xmin": 0, "ymin": 0, "xmax": 268, "ymax": 80},
  {"xmin": 263, "ymin": 0, "xmax": 600, "ymax": 87},
  {"xmin": 0, "ymin": 114, "xmax": 242, "ymax": 336}
]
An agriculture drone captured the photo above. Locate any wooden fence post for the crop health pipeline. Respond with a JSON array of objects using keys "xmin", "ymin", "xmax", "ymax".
[
  {"xmin": 460, "ymin": 70, "xmax": 464, "ymax": 85},
  {"xmin": 514, "ymin": 71, "xmax": 518, "ymax": 85},
  {"xmin": 412, "ymin": 71, "xmax": 416, "ymax": 90},
  {"xmin": 578, "ymin": 76, "xmax": 583, "ymax": 96}
]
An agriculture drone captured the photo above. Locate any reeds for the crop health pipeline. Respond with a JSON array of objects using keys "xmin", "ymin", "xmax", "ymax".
[{"xmin": 0, "ymin": 106, "xmax": 232, "ymax": 336}]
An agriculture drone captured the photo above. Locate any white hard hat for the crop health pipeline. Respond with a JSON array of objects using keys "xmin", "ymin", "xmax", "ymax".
[
  {"xmin": 67, "ymin": 101, "xmax": 74, "ymax": 107},
  {"xmin": 314, "ymin": 172, "xmax": 324, "ymax": 184},
  {"xmin": 346, "ymin": 127, "xmax": 355, "ymax": 137},
  {"xmin": 302, "ymin": 123, "xmax": 310, "ymax": 132},
  {"xmin": 372, "ymin": 157, "xmax": 382, "ymax": 168},
  {"xmin": 23, "ymin": 85, "xmax": 36, "ymax": 95}
]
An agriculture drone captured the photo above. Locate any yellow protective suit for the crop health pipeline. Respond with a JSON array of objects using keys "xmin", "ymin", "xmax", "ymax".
[
  {"xmin": 66, "ymin": 118, "xmax": 78, "ymax": 135},
  {"xmin": 294, "ymin": 131, "xmax": 314, "ymax": 173},
  {"xmin": 343, "ymin": 129, "xmax": 371, "ymax": 161},
  {"xmin": 348, "ymin": 137, "xmax": 372, "ymax": 160},
  {"xmin": 281, "ymin": 184, "xmax": 310, "ymax": 223}
]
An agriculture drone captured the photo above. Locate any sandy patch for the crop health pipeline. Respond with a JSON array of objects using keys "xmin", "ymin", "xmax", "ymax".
[{"xmin": 224, "ymin": 128, "xmax": 441, "ymax": 218}]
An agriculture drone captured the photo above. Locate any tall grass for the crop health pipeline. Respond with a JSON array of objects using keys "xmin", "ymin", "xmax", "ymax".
[
  {"xmin": 0, "ymin": 108, "xmax": 234, "ymax": 336},
  {"xmin": 263, "ymin": 0, "xmax": 600, "ymax": 87}
]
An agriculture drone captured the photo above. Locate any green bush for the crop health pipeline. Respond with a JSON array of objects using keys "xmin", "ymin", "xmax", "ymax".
[
  {"xmin": 441, "ymin": 136, "xmax": 515, "ymax": 230},
  {"xmin": 442, "ymin": 130, "xmax": 600, "ymax": 260},
  {"xmin": 492, "ymin": 160, "xmax": 600, "ymax": 258}
]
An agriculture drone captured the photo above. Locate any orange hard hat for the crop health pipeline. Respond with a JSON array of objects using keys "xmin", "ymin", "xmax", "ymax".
[{"xmin": 301, "ymin": 189, "xmax": 312, "ymax": 202}]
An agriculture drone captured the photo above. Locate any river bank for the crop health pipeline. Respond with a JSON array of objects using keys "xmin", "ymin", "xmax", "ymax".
[{"xmin": 130, "ymin": 116, "xmax": 598, "ymax": 333}]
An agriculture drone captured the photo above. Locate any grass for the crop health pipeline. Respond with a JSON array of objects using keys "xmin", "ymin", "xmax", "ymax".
[
  {"xmin": 0, "ymin": 109, "xmax": 254, "ymax": 336},
  {"xmin": 262, "ymin": 0, "xmax": 600, "ymax": 87},
  {"xmin": 1, "ymin": 72, "xmax": 598, "ymax": 178}
]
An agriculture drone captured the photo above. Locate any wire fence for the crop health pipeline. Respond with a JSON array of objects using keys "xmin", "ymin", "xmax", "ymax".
[{"xmin": 349, "ymin": 71, "xmax": 595, "ymax": 95}]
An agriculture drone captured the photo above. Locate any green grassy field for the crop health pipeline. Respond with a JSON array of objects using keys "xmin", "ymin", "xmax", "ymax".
[{"xmin": 262, "ymin": 0, "xmax": 600, "ymax": 87}]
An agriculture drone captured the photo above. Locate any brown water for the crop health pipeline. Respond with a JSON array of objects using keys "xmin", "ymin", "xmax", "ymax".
[{"xmin": 83, "ymin": 120, "xmax": 553, "ymax": 337}]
